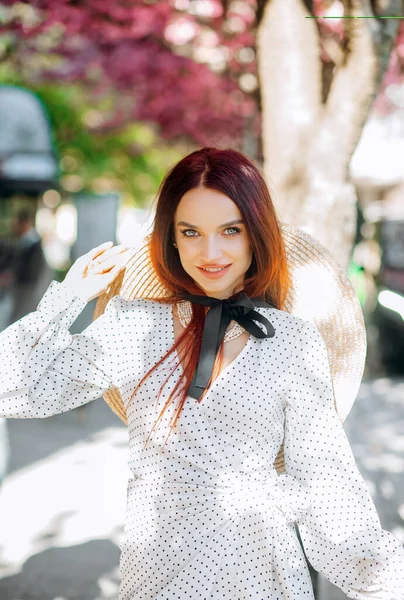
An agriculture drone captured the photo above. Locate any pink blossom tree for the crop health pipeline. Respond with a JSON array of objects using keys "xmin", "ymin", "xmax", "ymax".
[{"xmin": 2, "ymin": 0, "xmax": 404, "ymax": 264}]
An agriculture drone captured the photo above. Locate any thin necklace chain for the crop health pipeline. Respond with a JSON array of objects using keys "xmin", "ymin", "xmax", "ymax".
[{"xmin": 176, "ymin": 300, "xmax": 245, "ymax": 343}]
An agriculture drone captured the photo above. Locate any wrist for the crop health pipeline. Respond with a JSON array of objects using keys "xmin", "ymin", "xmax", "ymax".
[{"xmin": 59, "ymin": 280, "xmax": 88, "ymax": 303}]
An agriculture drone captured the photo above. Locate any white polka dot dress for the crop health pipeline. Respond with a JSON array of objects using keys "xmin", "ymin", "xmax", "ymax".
[{"xmin": 1, "ymin": 280, "xmax": 404, "ymax": 599}]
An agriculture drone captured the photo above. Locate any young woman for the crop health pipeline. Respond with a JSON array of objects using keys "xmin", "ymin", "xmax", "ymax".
[{"xmin": 0, "ymin": 147, "xmax": 403, "ymax": 599}]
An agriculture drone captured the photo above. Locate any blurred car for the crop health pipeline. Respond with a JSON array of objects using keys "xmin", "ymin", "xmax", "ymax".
[{"xmin": 373, "ymin": 219, "xmax": 404, "ymax": 375}]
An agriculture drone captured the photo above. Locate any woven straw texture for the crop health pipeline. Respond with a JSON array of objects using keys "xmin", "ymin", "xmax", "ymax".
[{"xmin": 93, "ymin": 223, "xmax": 366, "ymax": 473}]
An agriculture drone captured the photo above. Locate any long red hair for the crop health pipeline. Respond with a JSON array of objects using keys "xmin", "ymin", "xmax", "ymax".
[{"xmin": 128, "ymin": 147, "xmax": 291, "ymax": 449}]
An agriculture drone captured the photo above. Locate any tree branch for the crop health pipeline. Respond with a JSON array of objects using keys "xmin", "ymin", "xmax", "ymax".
[{"xmin": 308, "ymin": 0, "xmax": 403, "ymax": 184}]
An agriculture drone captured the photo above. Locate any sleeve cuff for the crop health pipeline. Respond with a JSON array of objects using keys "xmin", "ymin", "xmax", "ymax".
[
  {"xmin": 37, "ymin": 280, "xmax": 88, "ymax": 328},
  {"xmin": 311, "ymin": 527, "xmax": 404, "ymax": 599}
]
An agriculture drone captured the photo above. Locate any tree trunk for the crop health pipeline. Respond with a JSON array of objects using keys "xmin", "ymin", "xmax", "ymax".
[{"xmin": 256, "ymin": 0, "xmax": 403, "ymax": 270}]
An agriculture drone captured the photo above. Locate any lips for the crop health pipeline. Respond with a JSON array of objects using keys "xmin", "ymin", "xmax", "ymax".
[{"xmin": 196, "ymin": 264, "xmax": 232, "ymax": 279}]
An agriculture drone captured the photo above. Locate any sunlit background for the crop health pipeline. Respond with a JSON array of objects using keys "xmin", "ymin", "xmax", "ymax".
[{"xmin": 0, "ymin": 1, "xmax": 404, "ymax": 598}]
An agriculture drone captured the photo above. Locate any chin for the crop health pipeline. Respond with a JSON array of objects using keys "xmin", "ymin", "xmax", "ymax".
[{"xmin": 200, "ymin": 283, "xmax": 238, "ymax": 298}]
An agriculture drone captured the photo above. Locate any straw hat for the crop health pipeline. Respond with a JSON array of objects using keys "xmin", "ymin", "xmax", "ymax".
[{"xmin": 93, "ymin": 223, "xmax": 366, "ymax": 473}]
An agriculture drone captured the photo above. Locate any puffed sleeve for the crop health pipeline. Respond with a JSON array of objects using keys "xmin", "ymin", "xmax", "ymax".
[
  {"xmin": 0, "ymin": 280, "xmax": 124, "ymax": 419},
  {"xmin": 284, "ymin": 320, "xmax": 404, "ymax": 599}
]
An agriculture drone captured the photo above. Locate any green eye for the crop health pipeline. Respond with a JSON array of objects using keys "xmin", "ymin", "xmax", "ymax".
[{"xmin": 180, "ymin": 227, "xmax": 241, "ymax": 237}]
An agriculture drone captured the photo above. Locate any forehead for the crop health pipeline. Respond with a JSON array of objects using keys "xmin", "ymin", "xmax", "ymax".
[{"xmin": 175, "ymin": 188, "xmax": 242, "ymax": 224}]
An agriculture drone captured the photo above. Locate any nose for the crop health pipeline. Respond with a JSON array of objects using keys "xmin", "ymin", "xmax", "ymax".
[{"xmin": 200, "ymin": 234, "xmax": 222, "ymax": 261}]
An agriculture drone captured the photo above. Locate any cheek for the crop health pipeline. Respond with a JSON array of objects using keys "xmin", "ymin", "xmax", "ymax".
[
  {"xmin": 178, "ymin": 241, "xmax": 190, "ymax": 253},
  {"xmin": 177, "ymin": 243, "xmax": 196, "ymax": 264},
  {"xmin": 242, "ymin": 244, "xmax": 253, "ymax": 270},
  {"xmin": 238, "ymin": 238, "xmax": 252, "ymax": 259}
]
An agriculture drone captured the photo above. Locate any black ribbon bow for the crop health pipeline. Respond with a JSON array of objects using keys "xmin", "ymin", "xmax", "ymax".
[{"xmin": 179, "ymin": 292, "xmax": 276, "ymax": 400}]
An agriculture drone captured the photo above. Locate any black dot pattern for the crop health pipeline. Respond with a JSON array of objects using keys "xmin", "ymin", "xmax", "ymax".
[
  {"xmin": 284, "ymin": 321, "xmax": 404, "ymax": 598},
  {"xmin": 1, "ymin": 280, "xmax": 403, "ymax": 599}
]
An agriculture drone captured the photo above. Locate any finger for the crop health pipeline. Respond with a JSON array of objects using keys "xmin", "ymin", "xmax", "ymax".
[
  {"xmin": 101, "ymin": 264, "xmax": 125, "ymax": 284},
  {"xmin": 111, "ymin": 264, "xmax": 125, "ymax": 276},
  {"xmin": 113, "ymin": 248, "xmax": 134, "ymax": 263},
  {"xmin": 91, "ymin": 245, "xmax": 128, "ymax": 267},
  {"xmin": 88, "ymin": 265, "xmax": 124, "ymax": 300},
  {"xmin": 90, "ymin": 241, "xmax": 114, "ymax": 261},
  {"xmin": 95, "ymin": 245, "xmax": 129, "ymax": 265},
  {"xmin": 92, "ymin": 250, "xmax": 133, "ymax": 272},
  {"xmin": 90, "ymin": 254, "xmax": 130, "ymax": 274}
]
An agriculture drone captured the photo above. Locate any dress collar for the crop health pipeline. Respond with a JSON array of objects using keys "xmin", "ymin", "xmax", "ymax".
[{"xmin": 179, "ymin": 292, "xmax": 276, "ymax": 400}]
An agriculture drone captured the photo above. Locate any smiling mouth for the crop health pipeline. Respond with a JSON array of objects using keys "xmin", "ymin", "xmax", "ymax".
[{"xmin": 198, "ymin": 265, "xmax": 230, "ymax": 272}]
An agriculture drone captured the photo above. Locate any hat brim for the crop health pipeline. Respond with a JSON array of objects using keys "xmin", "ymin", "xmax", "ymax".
[{"xmin": 281, "ymin": 223, "xmax": 366, "ymax": 423}]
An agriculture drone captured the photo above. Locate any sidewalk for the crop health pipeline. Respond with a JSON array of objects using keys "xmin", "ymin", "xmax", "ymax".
[
  {"xmin": 0, "ymin": 377, "xmax": 403, "ymax": 599},
  {"xmin": 318, "ymin": 376, "xmax": 404, "ymax": 599},
  {"xmin": 0, "ymin": 400, "xmax": 129, "ymax": 599}
]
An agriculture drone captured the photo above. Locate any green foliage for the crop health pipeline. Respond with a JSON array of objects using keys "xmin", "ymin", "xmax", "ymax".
[{"xmin": 0, "ymin": 70, "xmax": 185, "ymax": 206}]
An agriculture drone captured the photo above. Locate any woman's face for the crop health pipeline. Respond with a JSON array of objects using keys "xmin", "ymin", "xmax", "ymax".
[{"xmin": 173, "ymin": 187, "xmax": 253, "ymax": 299}]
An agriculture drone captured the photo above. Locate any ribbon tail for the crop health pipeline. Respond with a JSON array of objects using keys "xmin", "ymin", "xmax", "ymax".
[{"xmin": 187, "ymin": 304, "xmax": 229, "ymax": 400}]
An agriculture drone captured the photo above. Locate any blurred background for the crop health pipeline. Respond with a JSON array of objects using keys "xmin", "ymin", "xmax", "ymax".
[{"xmin": 0, "ymin": 1, "xmax": 403, "ymax": 598}]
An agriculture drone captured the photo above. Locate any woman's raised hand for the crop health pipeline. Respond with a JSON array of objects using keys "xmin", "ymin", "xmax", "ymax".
[{"xmin": 63, "ymin": 241, "xmax": 134, "ymax": 303}]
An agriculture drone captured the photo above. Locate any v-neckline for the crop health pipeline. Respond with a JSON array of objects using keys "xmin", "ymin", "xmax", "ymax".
[{"xmin": 169, "ymin": 303, "xmax": 253, "ymax": 402}]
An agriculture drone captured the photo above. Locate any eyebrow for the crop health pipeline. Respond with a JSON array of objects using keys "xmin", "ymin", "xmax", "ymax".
[{"xmin": 176, "ymin": 219, "xmax": 244, "ymax": 229}]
